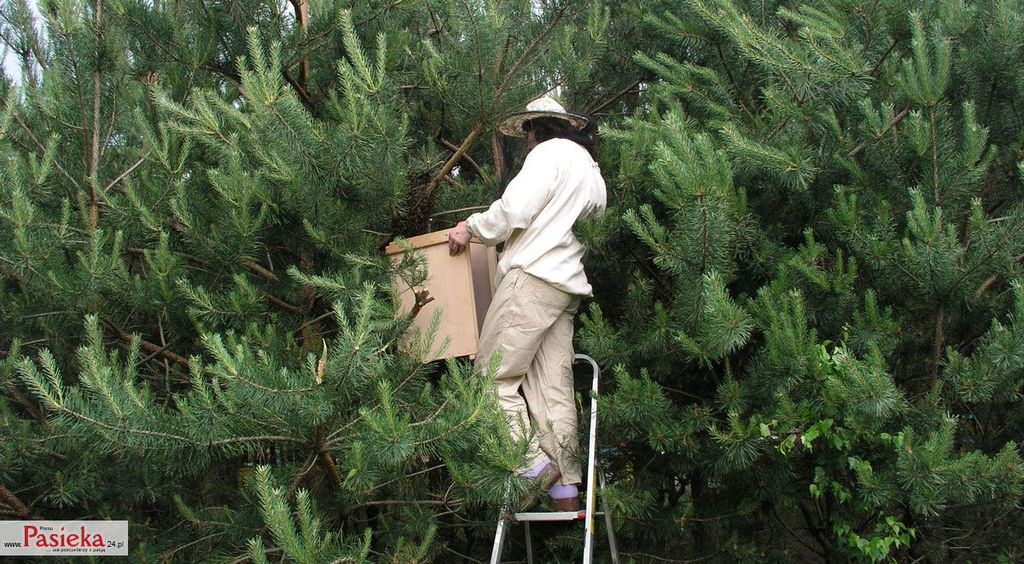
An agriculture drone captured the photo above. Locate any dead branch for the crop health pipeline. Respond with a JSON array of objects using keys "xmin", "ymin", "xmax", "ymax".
[
  {"xmin": 104, "ymin": 152, "xmax": 150, "ymax": 194},
  {"xmin": 586, "ymin": 80, "xmax": 642, "ymax": 116},
  {"xmin": 100, "ymin": 316, "xmax": 190, "ymax": 368},
  {"xmin": 244, "ymin": 260, "xmax": 280, "ymax": 283},
  {"xmin": 439, "ymin": 136, "xmax": 489, "ymax": 183},
  {"xmin": 0, "ymin": 483, "xmax": 41, "ymax": 519},
  {"xmin": 318, "ymin": 449, "xmax": 342, "ymax": 489},
  {"xmin": 259, "ymin": 288, "xmax": 301, "ymax": 313},
  {"xmin": 425, "ymin": 122, "xmax": 486, "ymax": 196},
  {"xmin": 408, "ymin": 289, "xmax": 434, "ymax": 319}
]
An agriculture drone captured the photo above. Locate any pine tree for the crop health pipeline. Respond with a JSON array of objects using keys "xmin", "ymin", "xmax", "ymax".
[
  {"xmin": 580, "ymin": 0, "xmax": 1024, "ymax": 560},
  {"xmin": 8, "ymin": 0, "xmax": 1024, "ymax": 561},
  {"xmin": 1, "ymin": 0, "xmax": 617, "ymax": 560}
]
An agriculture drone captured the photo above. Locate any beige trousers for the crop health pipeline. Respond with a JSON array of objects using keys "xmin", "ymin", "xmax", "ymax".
[{"xmin": 476, "ymin": 268, "xmax": 582, "ymax": 485}]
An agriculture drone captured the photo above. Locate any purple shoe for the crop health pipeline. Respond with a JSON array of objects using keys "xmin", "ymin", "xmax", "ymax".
[
  {"xmin": 549, "ymin": 483, "xmax": 581, "ymax": 512},
  {"xmin": 516, "ymin": 461, "xmax": 562, "ymax": 512}
]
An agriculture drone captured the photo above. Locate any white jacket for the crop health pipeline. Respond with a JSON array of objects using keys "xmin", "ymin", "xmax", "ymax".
[{"xmin": 467, "ymin": 138, "xmax": 607, "ymax": 296}]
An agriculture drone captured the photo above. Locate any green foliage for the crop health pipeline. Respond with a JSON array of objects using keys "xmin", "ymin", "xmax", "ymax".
[
  {"xmin": 579, "ymin": 0, "xmax": 1024, "ymax": 559},
  {"xmin": 0, "ymin": 1, "xmax": 619, "ymax": 560},
  {"xmin": 248, "ymin": 466, "xmax": 374, "ymax": 563},
  {"xmin": 5, "ymin": 0, "xmax": 1024, "ymax": 560}
]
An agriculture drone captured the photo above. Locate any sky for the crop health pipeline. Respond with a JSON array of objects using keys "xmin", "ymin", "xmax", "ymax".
[{"xmin": 2, "ymin": 0, "xmax": 41, "ymax": 82}]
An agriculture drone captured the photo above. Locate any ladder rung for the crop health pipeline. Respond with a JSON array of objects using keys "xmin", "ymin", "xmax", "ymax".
[{"xmin": 511, "ymin": 511, "xmax": 604, "ymax": 522}]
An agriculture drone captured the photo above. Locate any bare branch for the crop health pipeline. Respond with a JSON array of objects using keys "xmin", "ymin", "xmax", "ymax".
[
  {"xmin": 101, "ymin": 316, "xmax": 190, "ymax": 367},
  {"xmin": 439, "ymin": 136, "xmax": 489, "ymax": 183},
  {"xmin": 244, "ymin": 260, "xmax": 281, "ymax": 282},
  {"xmin": 425, "ymin": 122, "xmax": 486, "ymax": 196},
  {"xmin": 0, "ymin": 483, "xmax": 40, "ymax": 519},
  {"xmin": 104, "ymin": 151, "xmax": 149, "ymax": 193},
  {"xmin": 260, "ymin": 288, "xmax": 301, "ymax": 313}
]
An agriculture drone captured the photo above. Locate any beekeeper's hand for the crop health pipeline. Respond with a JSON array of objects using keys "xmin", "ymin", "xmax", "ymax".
[{"xmin": 448, "ymin": 221, "xmax": 470, "ymax": 256}]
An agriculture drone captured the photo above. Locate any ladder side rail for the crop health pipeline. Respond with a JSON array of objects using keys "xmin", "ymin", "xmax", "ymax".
[
  {"xmin": 600, "ymin": 467, "xmax": 620, "ymax": 563},
  {"xmin": 524, "ymin": 522, "xmax": 534, "ymax": 564},
  {"xmin": 576, "ymin": 354, "xmax": 600, "ymax": 564},
  {"xmin": 490, "ymin": 503, "xmax": 510, "ymax": 564}
]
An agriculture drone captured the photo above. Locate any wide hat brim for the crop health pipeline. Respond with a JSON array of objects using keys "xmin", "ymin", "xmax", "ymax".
[{"xmin": 498, "ymin": 110, "xmax": 590, "ymax": 138}]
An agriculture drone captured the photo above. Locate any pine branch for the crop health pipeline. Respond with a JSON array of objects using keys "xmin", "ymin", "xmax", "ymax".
[
  {"xmin": 3, "ymin": 383, "xmax": 48, "ymax": 425},
  {"xmin": 229, "ymin": 548, "xmax": 283, "ymax": 564},
  {"xmin": 99, "ymin": 80, "xmax": 119, "ymax": 159},
  {"xmin": 280, "ymin": 10, "xmax": 348, "ymax": 71},
  {"xmin": 0, "ymin": 483, "xmax": 40, "ymax": 519},
  {"xmin": 317, "ymin": 449, "xmax": 341, "ymax": 488},
  {"xmin": 871, "ymin": 37, "xmax": 902, "ymax": 78},
  {"xmin": 198, "ymin": 1, "xmax": 237, "ymax": 81},
  {"xmin": 930, "ymin": 107, "xmax": 942, "ymax": 205},
  {"xmin": 289, "ymin": 0, "xmax": 310, "ymax": 90},
  {"xmin": 228, "ymin": 369, "xmax": 314, "ymax": 394},
  {"xmin": 411, "ymin": 402, "xmax": 482, "ymax": 447},
  {"xmin": 259, "ymin": 288, "xmax": 301, "ymax": 313},
  {"xmin": 370, "ymin": 464, "xmax": 446, "ymax": 492},
  {"xmin": 291, "ymin": 310, "xmax": 335, "ymax": 336},
  {"xmin": 104, "ymin": 151, "xmax": 150, "ymax": 194},
  {"xmin": 848, "ymin": 107, "xmax": 910, "ymax": 157},
  {"xmin": 491, "ymin": 132, "xmax": 508, "ymax": 185},
  {"xmin": 243, "ymin": 260, "xmax": 280, "ymax": 283},
  {"xmin": 100, "ymin": 317, "xmax": 190, "ymax": 367},
  {"xmin": 209, "ymin": 436, "xmax": 305, "ymax": 447},
  {"xmin": 712, "ymin": 41, "xmax": 756, "ymax": 122},
  {"xmin": 439, "ymin": 136, "xmax": 489, "ymax": 183},
  {"xmin": 952, "ymin": 220, "xmax": 1024, "ymax": 292},
  {"xmin": 618, "ymin": 554, "xmax": 712, "ymax": 563},
  {"xmin": 324, "ymin": 362, "xmax": 429, "ymax": 447},
  {"xmin": 49, "ymin": 403, "xmax": 191, "ymax": 443},
  {"xmin": 355, "ymin": 0, "xmax": 411, "ymax": 27},
  {"xmin": 495, "ymin": 0, "xmax": 577, "ymax": 99},
  {"xmin": 442, "ymin": 546, "xmax": 484, "ymax": 564},
  {"xmin": 494, "ymin": 34, "xmax": 512, "ymax": 75},
  {"xmin": 771, "ymin": 506, "xmax": 826, "ymax": 558},
  {"xmin": 452, "ymin": 0, "xmax": 486, "ymax": 113},
  {"xmin": 281, "ymin": 66, "xmax": 314, "ymax": 112},
  {"xmin": 88, "ymin": 0, "xmax": 103, "ymax": 230},
  {"xmin": 288, "ymin": 452, "xmax": 320, "ymax": 495},
  {"xmin": 763, "ymin": 93, "xmax": 805, "ymax": 143},
  {"xmin": 931, "ymin": 306, "xmax": 946, "ymax": 383},
  {"xmin": 586, "ymin": 80, "xmax": 643, "ymax": 116},
  {"xmin": 797, "ymin": 501, "xmax": 833, "ymax": 555},
  {"xmin": 425, "ymin": 122, "xmax": 486, "ymax": 196},
  {"xmin": 354, "ymin": 499, "xmax": 452, "ymax": 508},
  {"xmin": 409, "ymin": 399, "xmax": 449, "ymax": 427},
  {"xmin": 10, "ymin": 110, "xmax": 81, "ymax": 190},
  {"xmin": 162, "ymin": 533, "xmax": 228, "ymax": 561},
  {"xmin": 119, "ymin": 10, "xmax": 240, "ymax": 84}
]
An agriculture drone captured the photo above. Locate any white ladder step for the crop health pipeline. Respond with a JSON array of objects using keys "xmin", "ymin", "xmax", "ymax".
[{"xmin": 511, "ymin": 510, "xmax": 607, "ymax": 522}]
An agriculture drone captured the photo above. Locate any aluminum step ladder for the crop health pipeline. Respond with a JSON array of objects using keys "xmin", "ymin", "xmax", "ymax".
[{"xmin": 490, "ymin": 354, "xmax": 619, "ymax": 564}]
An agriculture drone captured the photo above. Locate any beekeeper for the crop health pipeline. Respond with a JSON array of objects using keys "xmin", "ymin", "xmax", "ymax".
[{"xmin": 448, "ymin": 96, "xmax": 607, "ymax": 511}]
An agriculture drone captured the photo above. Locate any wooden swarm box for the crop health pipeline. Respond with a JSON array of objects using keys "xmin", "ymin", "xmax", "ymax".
[{"xmin": 386, "ymin": 228, "xmax": 497, "ymax": 361}]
